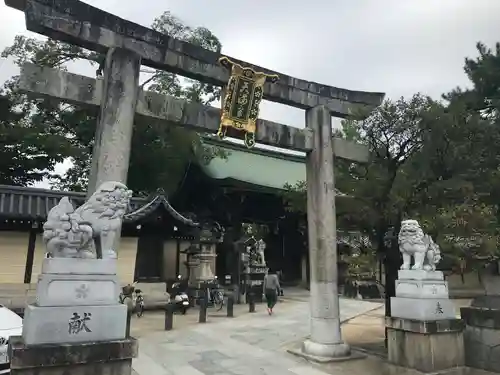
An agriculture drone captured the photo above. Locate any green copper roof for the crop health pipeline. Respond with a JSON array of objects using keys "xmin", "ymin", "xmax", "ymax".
[{"xmin": 200, "ymin": 137, "xmax": 306, "ymax": 190}]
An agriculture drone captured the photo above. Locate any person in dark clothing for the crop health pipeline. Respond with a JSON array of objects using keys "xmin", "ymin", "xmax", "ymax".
[{"xmin": 263, "ymin": 268, "xmax": 280, "ymax": 315}]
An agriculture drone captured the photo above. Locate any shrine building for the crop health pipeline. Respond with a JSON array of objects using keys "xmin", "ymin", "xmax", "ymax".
[
  {"xmin": 0, "ymin": 135, "xmax": 479, "ymax": 297},
  {"xmin": 0, "ymin": 136, "xmax": 314, "ymax": 287}
]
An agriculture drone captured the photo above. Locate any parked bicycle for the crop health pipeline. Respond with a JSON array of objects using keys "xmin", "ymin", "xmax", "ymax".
[
  {"xmin": 203, "ymin": 277, "xmax": 225, "ymax": 311},
  {"xmin": 119, "ymin": 282, "xmax": 145, "ymax": 317},
  {"xmin": 134, "ymin": 288, "xmax": 144, "ymax": 317}
]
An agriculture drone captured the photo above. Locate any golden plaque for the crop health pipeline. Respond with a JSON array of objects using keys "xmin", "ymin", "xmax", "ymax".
[{"xmin": 217, "ymin": 56, "xmax": 279, "ymax": 148}]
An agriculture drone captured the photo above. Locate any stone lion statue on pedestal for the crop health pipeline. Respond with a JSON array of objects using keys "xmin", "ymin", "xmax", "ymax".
[
  {"xmin": 255, "ymin": 239, "xmax": 266, "ymax": 266},
  {"xmin": 43, "ymin": 181, "xmax": 132, "ymax": 259},
  {"xmin": 398, "ymin": 219, "xmax": 442, "ymax": 271}
]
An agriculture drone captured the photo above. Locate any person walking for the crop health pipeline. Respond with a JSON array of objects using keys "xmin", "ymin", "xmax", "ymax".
[{"xmin": 263, "ymin": 269, "xmax": 280, "ymax": 315}]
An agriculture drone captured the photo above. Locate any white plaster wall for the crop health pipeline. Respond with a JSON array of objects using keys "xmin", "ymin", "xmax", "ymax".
[
  {"xmin": 30, "ymin": 234, "xmax": 47, "ymax": 283},
  {"xmin": 0, "ymin": 232, "xmax": 138, "ymax": 286},
  {"xmin": 0, "ymin": 232, "xmax": 28, "ymax": 283},
  {"xmin": 117, "ymin": 237, "xmax": 138, "ymax": 284}
]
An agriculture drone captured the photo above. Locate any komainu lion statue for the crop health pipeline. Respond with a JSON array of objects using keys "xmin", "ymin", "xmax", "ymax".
[
  {"xmin": 43, "ymin": 181, "xmax": 132, "ymax": 259},
  {"xmin": 255, "ymin": 239, "xmax": 267, "ymax": 266},
  {"xmin": 398, "ymin": 219, "xmax": 442, "ymax": 271}
]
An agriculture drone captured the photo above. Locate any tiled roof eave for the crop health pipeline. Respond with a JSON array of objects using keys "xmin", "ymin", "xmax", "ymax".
[
  {"xmin": 124, "ymin": 195, "xmax": 199, "ymax": 226},
  {"xmin": 0, "ymin": 185, "xmax": 143, "ymax": 221}
]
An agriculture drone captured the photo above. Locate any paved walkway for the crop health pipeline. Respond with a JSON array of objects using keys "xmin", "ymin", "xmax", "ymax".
[{"xmin": 132, "ymin": 298, "xmax": 382, "ymax": 375}]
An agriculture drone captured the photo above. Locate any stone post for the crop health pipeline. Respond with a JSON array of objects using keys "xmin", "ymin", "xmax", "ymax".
[
  {"xmin": 302, "ymin": 105, "xmax": 350, "ymax": 359},
  {"xmin": 88, "ymin": 47, "xmax": 141, "ymax": 196}
]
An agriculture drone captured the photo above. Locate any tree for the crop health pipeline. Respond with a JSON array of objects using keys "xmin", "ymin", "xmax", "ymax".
[
  {"xmin": 419, "ymin": 198, "xmax": 498, "ymax": 282},
  {"xmin": 0, "ymin": 80, "xmax": 76, "ymax": 186},
  {"xmin": 446, "ymin": 42, "xmax": 500, "ymax": 121},
  {"xmin": 435, "ymin": 42, "xmax": 500, "ymax": 278},
  {"xmin": 1, "ymin": 11, "xmax": 226, "ymax": 193},
  {"xmin": 282, "ymin": 93, "xmax": 497, "ymax": 323},
  {"xmin": 446, "ymin": 42, "xmax": 500, "ymax": 217}
]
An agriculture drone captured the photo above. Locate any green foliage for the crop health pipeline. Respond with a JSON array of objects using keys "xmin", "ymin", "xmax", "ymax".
[
  {"xmin": 1, "ymin": 11, "xmax": 226, "ymax": 193},
  {"xmin": 445, "ymin": 42, "xmax": 500, "ymax": 121},
  {"xmin": 282, "ymin": 89, "xmax": 500, "ymax": 270},
  {"xmin": 343, "ymin": 252, "xmax": 378, "ymax": 279},
  {"xmin": 145, "ymin": 12, "xmax": 222, "ymax": 105},
  {"xmin": 282, "ymin": 181, "xmax": 307, "ymax": 214},
  {"xmin": 0, "ymin": 79, "xmax": 77, "ymax": 186},
  {"xmin": 2, "ymin": 35, "xmax": 102, "ymax": 70}
]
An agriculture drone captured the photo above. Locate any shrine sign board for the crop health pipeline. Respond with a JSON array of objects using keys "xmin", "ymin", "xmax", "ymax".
[{"xmin": 218, "ymin": 56, "xmax": 279, "ymax": 148}]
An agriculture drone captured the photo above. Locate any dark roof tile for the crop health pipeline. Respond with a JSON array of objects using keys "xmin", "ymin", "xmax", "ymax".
[{"xmin": 0, "ymin": 185, "xmax": 150, "ymax": 221}]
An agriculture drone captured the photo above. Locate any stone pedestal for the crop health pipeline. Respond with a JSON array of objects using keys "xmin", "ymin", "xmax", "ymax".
[
  {"xmin": 8, "ymin": 336, "xmax": 137, "ymax": 375},
  {"xmin": 245, "ymin": 264, "xmax": 267, "ymax": 304},
  {"xmin": 387, "ymin": 270, "xmax": 464, "ymax": 373},
  {"xmin": 391, "ymin": 270, "xmax": 457, "ymax": 321},
  {"xmin": 386, "ymin": 317, "xmax": 465, "ymax": 373},
  {"xmin": 461, "ymin": 305, "xmax": 500, "ymax": 372},
  {"xmin": 22, "ymin": 258, "xmax": 127, "ymax": 346}
]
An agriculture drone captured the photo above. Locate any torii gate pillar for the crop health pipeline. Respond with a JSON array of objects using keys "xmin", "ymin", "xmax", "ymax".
[{"xmin": 303, "ymin": 105, "xmax": 350, "ymax": 359}]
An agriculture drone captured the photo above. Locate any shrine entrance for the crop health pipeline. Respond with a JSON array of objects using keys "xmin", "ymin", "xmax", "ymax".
[
  {"xmin": 134, "ymin": 229, "xmax": 163, "ymax": 282},
  {"xmin": 9, "ymin": 0, "xmax": 384, "ymax": 360}
]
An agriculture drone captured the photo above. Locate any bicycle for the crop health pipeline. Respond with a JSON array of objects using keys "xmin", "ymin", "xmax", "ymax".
[
  {"xmin": 211, "ymin": 288, "xmax": 225, "ymax": 311},
  {"xmin": 119, "ymin": 283, "xmax": 135, "ymax": 304},
  {"xmin": 134, "ymin": 289, "xmax": 144, "ymax": 317},
  {"xmin": 204, "ymin": 278, "xmax": 225, "ymax": 311},
  {"xmin": 119, "ymin": 283, "xmax": 145, "ymax": 318}
]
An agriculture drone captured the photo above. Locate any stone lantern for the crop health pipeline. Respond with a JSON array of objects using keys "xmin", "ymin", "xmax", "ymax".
[
  {"xmin": 181, "ymin": 244, "xmax": 201, "ymax": 286},
  {"xmin": 196, "ymin": 221, "xmax": 224, "ymax": 285}
]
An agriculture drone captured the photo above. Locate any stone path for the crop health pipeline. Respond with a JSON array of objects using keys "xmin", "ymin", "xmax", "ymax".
[{"xmin": 132, "ymin": 298, "xmax": 382, "ymax": 375}]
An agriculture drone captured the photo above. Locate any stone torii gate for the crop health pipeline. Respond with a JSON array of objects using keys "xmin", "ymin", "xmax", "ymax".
[{"xmin": 7, "ymin": 0, "xmax": 385, "ymax": 361}]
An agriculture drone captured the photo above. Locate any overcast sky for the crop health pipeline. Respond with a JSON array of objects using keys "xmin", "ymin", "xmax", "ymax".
[{"xmin": 1, "ymin": 0, "xmax": 500, "ymax": 188}]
